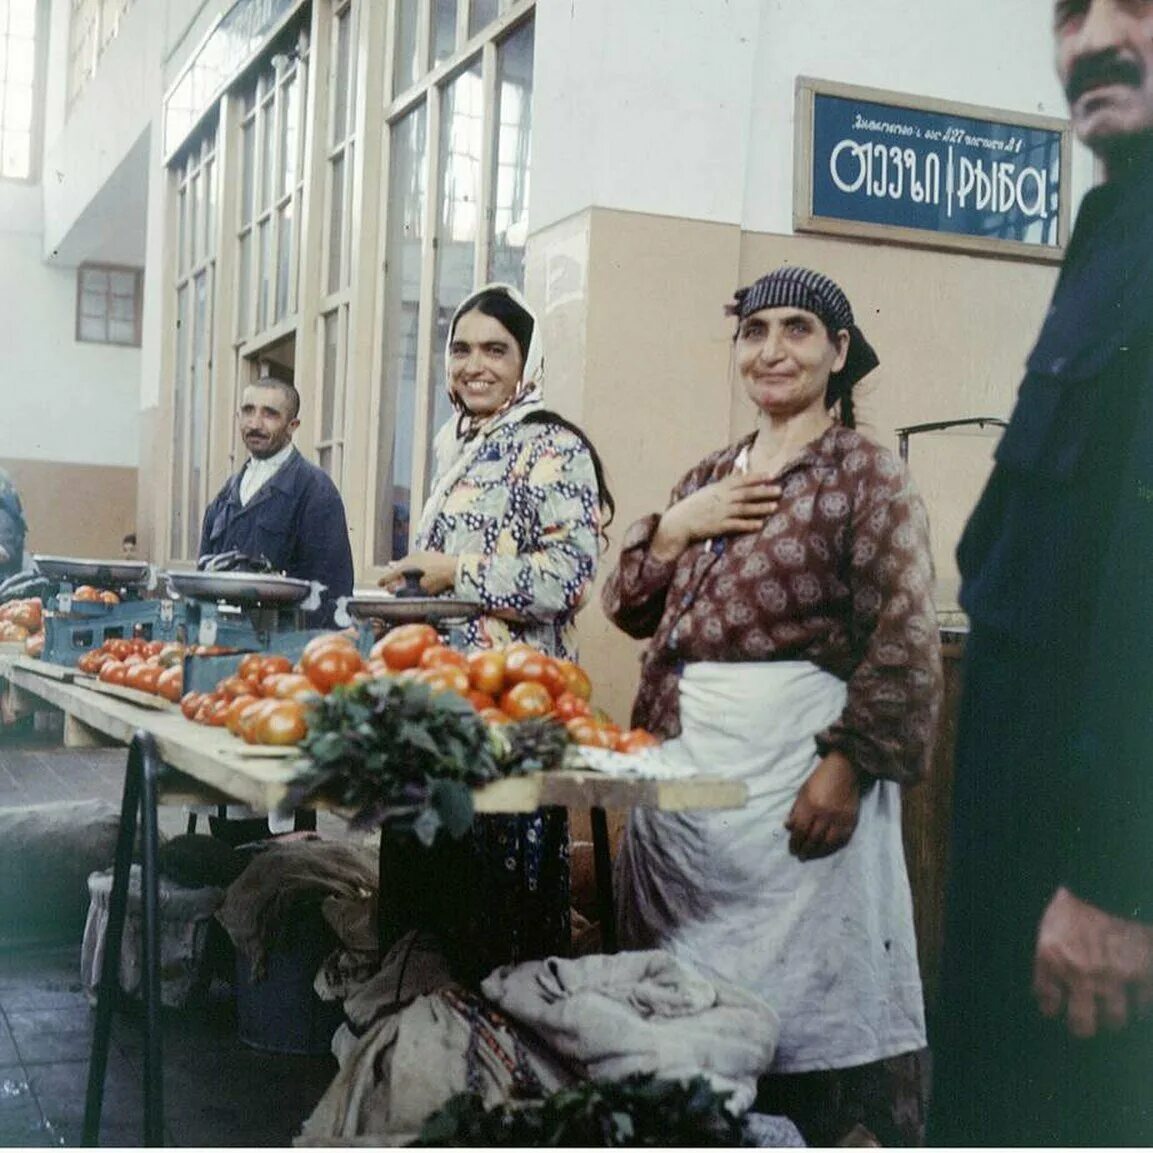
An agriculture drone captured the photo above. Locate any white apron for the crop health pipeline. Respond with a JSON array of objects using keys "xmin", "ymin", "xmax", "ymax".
[{"xmin": 614, "ymin": 660, "xmax": 926, "ymax": 1073}]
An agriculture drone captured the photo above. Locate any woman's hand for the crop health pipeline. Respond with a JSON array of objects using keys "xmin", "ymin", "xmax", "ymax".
[
  {"xmin": 378, "ymin": 551, "xmax": 459, "ymax": 596},
  {"xmin": 786, "ymin": 751, "xmax": 861, "ymax": 860},
  {"xmin": 651, "ymin": 473, "xmax": 781, "ymax": 561}
]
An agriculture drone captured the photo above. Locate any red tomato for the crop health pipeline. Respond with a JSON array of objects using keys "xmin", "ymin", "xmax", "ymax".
[
  {"xmin": 500, "ymin": 680, "xmax": 554, "ymax": 720},
  {"xmin": 565, "ymin": 717, "xmax": 615, "ymax": 748},
  {"xmin": 536, "ymin": 657, "xmax": 568, "ymax": 700},
  {"xmin": 73, "ymin": 585, "xmax": 102, "ymax": 603},
  {"xmin": 466, "ymin": 649, "xmax": 507, "ymax": 696},
  {"xmin": 24, "ymin": 633, "xmax": 44, "ymax": 659},
  {"xmin": 420, "ymin": 666, "xmax": 470, "ymax": 696},
  {"xmin": 556, "ymin": 659, "xmax": 593, "ymax": 701},
  {"xmin": 217, "ymin": 676, "xmax": 253, "ymax": 701},
  {"xmin": 260, "ymin": 654, "xmax": 294, "ymax": 679},
  {"xmin": 374, "ymin": 623, "xmax": 440, "ymax": 671},
  {"xmin": 419, "ymin": 644, "xmax": 468, "ymax": 671},
  {"xmin": 554, "ymin": 690, "xmax": 592, "ymax": 721},
  {"xmin": 237, "ymin": 653, "xmax": 266, "ymax": 684},
  {"xmin": 465, "ymin": 689, "xmax": 496, "ymax": 712},
  {"xmin": 301, "ymin": 632, "xmax": 358, "ymax": 663},
  {"xmin": 616, "ymin": 728, "xmax": 660, "ymax": 754},
  {"xmin": 105, "ymin": 639, "xmax": 133, "ymax": 660},
  {"xmin": 225, "ymin": 694, "xmax": 261, "ymax": 737},
  {"xmin": 8, "ymin": 599, "xmax": 42, "ymax": 632},
  {"xmin": 179, "ymin": 691, "xmax": 203, "ymax": 720},
  {"xmin": 271, "ymin": 673, "xmax": 322, "ymax": 703},
  {"xmin": 125, "ymin": 663, "xmax": 162, "ymax": 694},
  {"xmin": 503, "ymin": 645, "xmax": 548, "ymax": 687},
  {"xmin": 98, "ymin": 660, "xmax": 128, "ymax": 686},
  {"xmin": 300, "ymin": 643, "xmax": 364, "ymax": 693},
  {"xmin": 98, "ymin": 591, "xmax": 121, "ymax": 605},
  {"xmin": 251, "ymin": 700, "xmax": 308, "ymax": 746},
  {"xmin": 196, "ymin": 695, "xmax": 231, "ymax": 727},
  {"xmin": 157, "ymin": 665, "xmax": 184, "ymax": 703},
  {"xmin": 480, "ymin": 707, "xmax": 511, "ymax": 725}
]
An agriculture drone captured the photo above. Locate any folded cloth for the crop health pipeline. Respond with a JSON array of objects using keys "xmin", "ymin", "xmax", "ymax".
[
  {"xmin": 216, "ymin": 840, "xmax": 377, "ymax": 979},
  {"xmin": 299, "ymin": 935, "xmax": 574, "ymax": 1145},
  {"xmin": 481, "ymin": 949, "xmax": 779, "ymax": 1114}
]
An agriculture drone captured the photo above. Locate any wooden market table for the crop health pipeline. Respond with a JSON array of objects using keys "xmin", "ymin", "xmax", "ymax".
[{"xmin": 0, "ymin": 654, "xmax": 747, "ymax": 1147}]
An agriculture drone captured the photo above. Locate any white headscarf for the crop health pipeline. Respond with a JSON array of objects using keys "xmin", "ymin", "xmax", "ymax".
[{"xmin": 417, "ymin": 283, "xmax": 546, "ymax": 544}]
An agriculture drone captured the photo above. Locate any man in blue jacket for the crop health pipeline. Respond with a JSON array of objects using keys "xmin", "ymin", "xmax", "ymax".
[
  {"xmin": 929, "ymin": 1, "xmax": 1153, "ymax": 1144},
  {"xmin": 200, "ymin": 376, "xmax": 354, "ymax": 627}
]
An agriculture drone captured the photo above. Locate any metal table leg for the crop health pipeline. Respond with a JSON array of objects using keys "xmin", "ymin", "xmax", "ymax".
[
  {"xmin": 83, "ymin": 730, "xmax": 165, "ymax": 1147},
  {"xmin": 590, "ymin": 806, "xmax": 617, "ymax": 953}
]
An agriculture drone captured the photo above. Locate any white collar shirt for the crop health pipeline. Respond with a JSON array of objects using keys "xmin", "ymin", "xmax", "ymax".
[{"xmin": 239, "ymin": 442, "xmax": 295, "ymax": 506}]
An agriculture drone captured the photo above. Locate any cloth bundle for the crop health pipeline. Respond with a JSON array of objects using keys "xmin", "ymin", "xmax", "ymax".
[
  {"xmin": 297, "ymin": 945, "xmax": 780, "ymax": 1144},
  {"xmin": 482, "ymin": 949, "xmax": 779, "ymax": 1114},
  {"xmin": 216, "ymin": 840, "xmax": 377, "ymax": 979}
]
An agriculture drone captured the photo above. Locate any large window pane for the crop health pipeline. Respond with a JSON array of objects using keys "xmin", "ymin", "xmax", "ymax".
[
  {"xmin": 433, "ymin": 0, "xmax": 457, "ymax": 66},
  {"xmin": 188, "ymin": 272, "xmax": 210, "ymax": 557},
  {"xmin": 393, "ymin": 0, "xmax": 419, "ymax": 97},
  {"xmin": 376, "ymin": 103, "xmax": 428, "ymax": 565},
  {"xmin": 275, "ymin": 200, "xmax": 293, "ymax": 321},
  {"xmin": 327, "ymin": 152, "xmax": 344, "ymax": 294},
  {"xmin": 427, "ymin": 63, "xmax": 482, "ymax": 495},
  {"xmin": 489, "ymin": 19, "xmax": 533, "ymax": 285},
  {"xmin": 257, "ymin": 218, "xmax": 271, "ymax": 330},
  {"xmin": 237, "ymin": 229, "xmax": 251, "ymax": 336},
  {"xmin": 332, "ymin": 7, "xmax": 351, "ymax": 144},
  {"xmin": 170, "ymin": 285, "xmax": 188, "ymax": 557},
  {"xmin": 279, "ymin": 73, "xmax": 298, "ymax": 198},
  {"xmin": 240, "ymin": 119, "xmax": 255, "ymax": 223},
  {"xmin": 321, "ymin": 309, "xmax": 338, "ymax": 442},
  {"xmin": 469, "ymin": 0, "xmax": 500, "ymax": 37}
]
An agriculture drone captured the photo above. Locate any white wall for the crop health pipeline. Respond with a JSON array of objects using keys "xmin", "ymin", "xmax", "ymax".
[
  {"xmin": 532, "ymin": 0, "xmax": 1096, "ymax": 233},
  {"xmin": 0, "ymin": 183, "xmax": 140, "ymax": 466}
]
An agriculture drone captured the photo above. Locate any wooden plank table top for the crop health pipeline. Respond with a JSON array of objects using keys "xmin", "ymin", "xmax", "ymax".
[{"xmin": 0, "ymin": 655, "xmax": 747, "ymax": 817}]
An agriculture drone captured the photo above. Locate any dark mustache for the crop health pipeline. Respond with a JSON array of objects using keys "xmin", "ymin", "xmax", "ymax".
[{"xmin": 1065, "ymin": 52, "xmax": 1144, "ymax": 105}]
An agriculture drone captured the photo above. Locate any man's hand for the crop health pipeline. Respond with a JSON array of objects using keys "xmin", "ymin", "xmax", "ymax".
[
  {"xmin": 1033, "ymin": 886, "xmax": 1153, "ymax": 1038},
  {"xmin": 785, "ymin": 751, "xmax": 861, "ymax": 860},
  {"xmin": 651, "ymin": 474, "xmax": 781, "ymax": 561},
  {"xmin": 378, "ymin": 550, "xmax": 459, "ymax": 596}
]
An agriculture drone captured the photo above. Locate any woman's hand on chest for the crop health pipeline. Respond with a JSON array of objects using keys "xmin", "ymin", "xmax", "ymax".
[{"xmin": 652, "ymin": 473, "xmax": 781, "ymax": 561}]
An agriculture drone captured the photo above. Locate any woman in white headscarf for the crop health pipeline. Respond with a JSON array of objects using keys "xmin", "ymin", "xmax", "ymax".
[
  {"xmin": 380, "ymin": 283, "xmax": 612, "ymax": 659},
  {"xmin": 379, "ymin": 283, "xmax": 613, "ymax": 974}
]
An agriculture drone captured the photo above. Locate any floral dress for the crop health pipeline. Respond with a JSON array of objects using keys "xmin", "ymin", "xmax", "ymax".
[{"xmin": 414, "ymin": 396, "xmax": 603, "ymax": 976}]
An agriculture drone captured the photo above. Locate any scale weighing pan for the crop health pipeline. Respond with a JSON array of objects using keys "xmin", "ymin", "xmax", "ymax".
[
  {"xmin": 342, "ymin": 589, "xmax": 481, "ymax": 624},
  {"xmin": 165, "ymin": 569, "xmax": 314, "ymax": 605},
  {"xmin": 33, "ymin": 555, "xmax": 151, "ymax": 585}
]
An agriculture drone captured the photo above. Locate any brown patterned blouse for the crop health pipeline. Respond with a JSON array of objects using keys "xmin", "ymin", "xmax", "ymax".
[{"xmin": 602, "ymin": 426, "xmax": 942, "ymax": 784}]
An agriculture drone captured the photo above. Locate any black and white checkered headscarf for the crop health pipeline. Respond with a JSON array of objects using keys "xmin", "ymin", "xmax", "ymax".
[{"xmin": 725, "ymin": 266, "xmax": 880, "ymax": 404}]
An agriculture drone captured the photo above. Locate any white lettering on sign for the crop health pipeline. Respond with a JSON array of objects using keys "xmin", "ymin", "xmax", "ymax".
[{"xmin": 829, "ymin": 138, "xmax": 1048, "ymax": 220}]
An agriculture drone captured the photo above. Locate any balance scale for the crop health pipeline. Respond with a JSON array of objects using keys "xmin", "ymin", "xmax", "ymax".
[{"xmin": 34, "ymin": 556, "xmax": 184, "ymax": 666}]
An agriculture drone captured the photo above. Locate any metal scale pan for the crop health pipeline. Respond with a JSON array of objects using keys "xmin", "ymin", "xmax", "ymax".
[
  {"xmin": 340, "ymin": 589, "xmax": 482, "ymax": 626},
  {"xmin": 164, "ymin": 570, "xmax": 314, "ymax": 605},
  {"xmin": 33, "ymin": 555, "xmax": 151, "ymax": 587}
]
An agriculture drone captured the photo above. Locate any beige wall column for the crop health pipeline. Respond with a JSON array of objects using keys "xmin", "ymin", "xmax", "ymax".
[{"xmin": 526, "ymin": 207, "xmax": 742, "ymax": 726}]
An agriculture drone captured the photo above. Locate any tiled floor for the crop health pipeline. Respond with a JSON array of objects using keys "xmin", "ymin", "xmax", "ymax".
[{"xmin": 0, "ymin": 719, "xmax": 351, "ymax": 1147}]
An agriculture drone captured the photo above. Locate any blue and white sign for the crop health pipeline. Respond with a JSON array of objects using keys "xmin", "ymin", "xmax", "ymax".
[{"xmin": 796, "ymin": 80, "xmax": 1070, "ymax": 258}]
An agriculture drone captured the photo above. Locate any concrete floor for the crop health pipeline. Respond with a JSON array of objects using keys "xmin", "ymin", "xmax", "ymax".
[{"xmin": 0, "ymin": 718, "xmax": 353, "ymax": 1147}]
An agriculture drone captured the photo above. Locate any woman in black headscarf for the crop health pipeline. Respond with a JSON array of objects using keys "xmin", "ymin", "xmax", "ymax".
[{"xmin": 602, "ymin": 266, "xmax": 941, "ymax": 1146}]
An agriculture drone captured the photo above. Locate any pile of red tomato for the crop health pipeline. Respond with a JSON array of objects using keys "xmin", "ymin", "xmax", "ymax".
[
  {"xmin": 79, "ymin": 638, "xmax": 187, "ymax": 701},
  {"xmin": 0, "ymin": 597, "xmax": 44, "ymax": 654},
  {"xmin": 181, "ymin": 626, "xmax": 660, "ymax": 754}
]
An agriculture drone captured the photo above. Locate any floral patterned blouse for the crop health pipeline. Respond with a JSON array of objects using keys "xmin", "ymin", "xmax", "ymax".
[
  {"xmin": 418, "ymin": 408, "xmax": 602, "ymax": 660},
  {"xmin": 602, "ymin": 426, "xmax": 942, "ymax": 784}
]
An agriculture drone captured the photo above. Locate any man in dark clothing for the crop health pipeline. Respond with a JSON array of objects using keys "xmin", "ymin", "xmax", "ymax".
[
  {"xmin": 929, "ymin": 2, "xmax": 1153, "ymax": 1145},
  {"xmin": 0, "ymin": 467, "xmax": 27, "ymax": 582},
  {"xmin": 199, "ymin": 376, "xmax": 354, "ymax": 627}
]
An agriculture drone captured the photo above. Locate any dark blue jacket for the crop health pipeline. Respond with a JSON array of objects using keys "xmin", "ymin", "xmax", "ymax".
[{"xmin": 199, "ymin": 449, "xmax": 354, "ymax": 627}]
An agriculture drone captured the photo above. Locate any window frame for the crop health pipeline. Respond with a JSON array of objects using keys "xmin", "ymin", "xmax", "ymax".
[
  {"xmin": 0, "ymin": 0, "xmax": 49, "ymax": 184},
  {"xmin": 74, "ymin": 262, "xmax": 144, "ymax": 347},
  {"xmin": 368, "ymin": 0, "xmax": 534, "ymax": 568}
]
